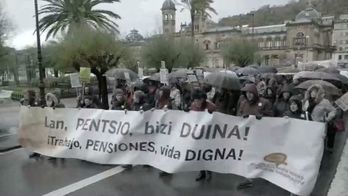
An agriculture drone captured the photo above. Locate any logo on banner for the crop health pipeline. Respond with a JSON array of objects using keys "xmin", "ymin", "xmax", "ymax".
[{"xmin": 264, "ymin": 153, "xmax": 288, "ymax": 167}]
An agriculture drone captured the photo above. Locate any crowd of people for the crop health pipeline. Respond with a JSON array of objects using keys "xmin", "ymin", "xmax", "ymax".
[{"xmin": 21, "ymin": 71, "xmax": 345, "ymax": 189}]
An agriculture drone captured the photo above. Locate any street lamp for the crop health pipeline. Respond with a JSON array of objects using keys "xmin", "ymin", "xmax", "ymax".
[{"xmin": 34, "ymin": 0, "xmax": 45, "ymax": 106}]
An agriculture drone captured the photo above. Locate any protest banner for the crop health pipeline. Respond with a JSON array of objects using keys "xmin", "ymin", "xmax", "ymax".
[
  {"xmin": 69, "ymin": 73, "xmax": 82, "ymax": 88},
  {"xmin": 335, "ymin": 92, "xmax": 348, "ymax": 112},
  {"xmin": 138, "ymin": 67, "xmax": 144, "ymax": 79},
  {"xmin": 80, "ymin": 67, "xmax": 91, "ymax": 83},
  {"xmin": 160, "ymin": 68, "xmax": 169, "ymax": 85},
  {"xmin": 19, "ymin": 107, "xmax": 325, "ymax": 196}
]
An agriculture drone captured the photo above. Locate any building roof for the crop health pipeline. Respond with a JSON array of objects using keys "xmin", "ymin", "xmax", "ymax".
[
  {"xmin": 295, "ymin": 7, "xmax": 321, "ymax": 23},
  {"xmin": 204, "ymin": 26, "xmax": 240, "ymax": 33},
  {"xmin": 126, "ymin": 29, "xmax": 144, "ymax": 43},
  {"xmin": 162, "ymin": 0, "xmax": 176, "ymax": 10},
  {"xmin": 241, "ymin": 24, "xmax": 287, "ymax": 35}
]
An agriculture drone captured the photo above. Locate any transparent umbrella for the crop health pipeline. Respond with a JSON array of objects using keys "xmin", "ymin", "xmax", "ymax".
[
  {"xmin": 236, "ymin": 67, "xmax": 261, "ymax": 76},
  {"xmin": 295, "ymin": 80, "xmax": 341, "ymax": 95},
  {"xmin": 104, "ymin": 68, "xmax": 138, "ymax": 81},
  {"xmin": 203, "ymin": 72, "xmax": 241, "ymax": 90}
]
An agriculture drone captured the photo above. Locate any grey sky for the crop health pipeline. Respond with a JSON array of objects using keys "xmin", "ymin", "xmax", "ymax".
[{"xmin": 3, "ymin": 0, "xmax": 290, "ymax": 49}]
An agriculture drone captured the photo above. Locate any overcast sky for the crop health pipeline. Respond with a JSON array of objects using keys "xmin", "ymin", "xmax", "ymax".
[{"xmin": 2, "ymin": 0, "xmax": 290, "ymax": 49}]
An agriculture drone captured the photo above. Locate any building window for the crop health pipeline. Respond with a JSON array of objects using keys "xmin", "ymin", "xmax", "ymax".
[
  {"xmin": 339, "ymin": 55, "xmax": 342, "ymax": 60},
  {"xmin": 294, "ymin": 32, "xmax": 306, "ymax": 47},
  {"xmin": 164, "ymin": 14, "xmax": 168, "ymax": 20},
  {"xmin": 275, "ymin": 40, "xmax": 281, "ymax": 47},
  {"xmin": 265, "ymin": 55, "xmax": 270, "ymax": 65},
  {"xmin": 345, "ymin": 55, "xmax": 348, "ymax": 60},
  {"xmin": 345, "ymin": 32, "xmax": 348, "ymax": 36},
  {"xmin": 258, "ymin": 42, "xmax": 265, "ymax": 48},
  {"xmin": 195, "ymin": 25, "xmax": 199, "ymax": 31},
  {"xmin": 266, "ymin": 40, "xmax": 272, "ymax": 48},
  {"xmin": 214, "ymin": 42, "xmax": 220, "ymax": 49}
]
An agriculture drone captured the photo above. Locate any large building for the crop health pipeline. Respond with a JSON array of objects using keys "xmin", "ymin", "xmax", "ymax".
[
  {"xmin": 332, "ymin": 14, "xmax": 348, "ymax": 67},
  {"xmin": 161, "ymin": 0, "xmax": 337, "ymax": 68},
  {"xmin": 128, "ymin": 0, "xmax": 339, "ymax": 68}
]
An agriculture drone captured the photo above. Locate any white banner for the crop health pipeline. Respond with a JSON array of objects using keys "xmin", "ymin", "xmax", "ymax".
[
  {"xmin": 69, "ymin": 73, "xmax": 82, "ymax": 88},
  {"xmin": 19, "ymin": 107, "xmax": 326, "ymax": 195}
]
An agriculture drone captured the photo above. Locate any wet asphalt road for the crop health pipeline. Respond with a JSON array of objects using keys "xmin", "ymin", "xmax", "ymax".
[{"xmin": 0, "ymin": 100, "xmax": 347, "ymax": 196}]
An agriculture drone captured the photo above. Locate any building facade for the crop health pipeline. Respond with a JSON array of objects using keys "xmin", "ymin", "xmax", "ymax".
[
  {"xmin": 332, "ymin": 14, "xmax": 348, "ymax": 67},
  {"xmin": 160, "ymin": 0, "xmax": 337, "ymax": 68},
  {"xmin": 127, "ymin": 0, "xmax": 339, "ymax": 68}
]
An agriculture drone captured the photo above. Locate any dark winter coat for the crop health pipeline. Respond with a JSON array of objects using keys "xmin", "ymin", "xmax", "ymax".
[
  {"xmin": 303, "ymin": 84, "xmax": 336, "ymax": 122},
  {"xmin": 284, "ymin": 98, "xmax": 305, "ymax": 120},
  {"xmin": 237, "ymin": 84, "xmax": 274, "ymax": 117},
  {"xmin": 273, "ymin": 85, "xmax": 292, "ymax": 117}
]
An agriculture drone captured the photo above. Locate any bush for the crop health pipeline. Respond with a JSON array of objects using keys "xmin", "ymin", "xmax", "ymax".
[{"xmin": 11, "ymin": 91, "xmax": 24, "ymax": 101}]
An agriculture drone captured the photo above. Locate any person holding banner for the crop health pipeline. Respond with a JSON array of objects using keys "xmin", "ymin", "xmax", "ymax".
[
  {"xmin": 156, "ymin": 86, "xmax": 172, "ymax": 110},
  {"xmin": 82, "ymin": 96, "xmax": 99, "ymax": 109},
  {"xmin": 284, "ymin": 96, "xmax": 305, "ymax": 120},
  {"xmin": 21, "ymin": 90, "xmax": 41, "ymax": 159},
  {"xmin": 273, "ymin": 85, "xmax": 292, "ymax": 117},
  {"xmin": 45, "ymin": 93, "xmax": 65, "ymax": 109},
  {"xmin": 131, "ymin": 90, "xmax": 151, "ymax": 112},
  {"xmin": 303, "ymin": 84, "xmax": 337, "ymax": 151},
  {"xmin": 146, "ymin": 81, "xmax": 160, "ymax": 108},
  {"xmin": 237, "ymin": 83, "xmax": 273, "ymax": 190},
  {"xmin": 237, "ymin": 83, "xmax": 274, "ymax": 118},
  {"xmin": 157, "ymin": 86, "xmax": 173, "ymax": 177},
  {"xmin": 170, "ymin": 83, "xmax": 182, "ymax": 110},
  {"xmin": 21, "ymin": 90, "xmax": 38, "ymax": 107},
  {"xmin": 111, "ymin": 89, "xmax": 129, "ymax": 110},
  {"xmin": 190, "ymin": 89, "xmax": 216, "ymax": 181},
  {"xmin": 303, "ymin": 84, "xmax": 336, "ymax": 123}
]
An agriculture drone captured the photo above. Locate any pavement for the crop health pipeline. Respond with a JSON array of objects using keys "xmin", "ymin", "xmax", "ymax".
[
  {"xmin": 0, "ymin": 99, "xmax": 348, "ymax": 196},
  {"xmin": 0, "ymin": 149, "xmax": 290, "ymax": 196},
  {"xmin": 328, "ymin": 134, "xmax": 348, "ymax": 196}
]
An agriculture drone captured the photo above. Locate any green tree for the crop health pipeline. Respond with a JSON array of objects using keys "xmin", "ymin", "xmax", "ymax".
[
  {"xmin": 176, "ymin": 38, "xmax": 205, "ymax": 68},
  {"xmin": 38, "ymin": 0, "xmax": 121, "ymax": 40},
  {"xmin": 222, "ymin": 39, "xmax": 258, "ymax": 67},
  {"xmin": 0, "ymin": 2, "xmax": 13, "ymax": 84},
  {"xmin": 178, "ymin": 0, "xmax": 217, "ymax": 37},
  {"xmin": 0, "ymin": 48, "xmax": 18, "ymax": 84},
  {"xmin": 119, "ymin": 48, "xmax": 139, "ymax": 72},
  {"xmin": 52, "ymin": 28, "xmax": 125, "ymax": 109},
  {"xmin": 141, "ymin": 36, "xmax": 205, "ymax": 72},
  {"xmin": 141, "ymin": 36, "xmax": 180, "ymax": 72},
  {"xmin": 42, "ymin": 41, "xmax": 62, "ymax": 77}
]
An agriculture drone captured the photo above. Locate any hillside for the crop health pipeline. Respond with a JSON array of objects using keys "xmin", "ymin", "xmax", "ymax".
[{"xmin": 218, "ymin": 0, "xmax": 348, "ymax": 27}]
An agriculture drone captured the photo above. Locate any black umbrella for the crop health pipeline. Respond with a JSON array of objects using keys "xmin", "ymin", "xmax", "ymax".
[
  {"xmin": 203, "ymin": 72, "xmax": 241, "ymax": 90},
  {"xmin": 247, "ymin": 64, "xmax": 260, "ymax": 69},
  {"xmin": 295, "ymin": 80, "xmax": 341, "ymax": 95},
  {"xmin": 316, "ymin": 67, "xmax": 340, "ymax": 74},
  {"xmin": 168, "ymin": 69, "xmax": 192, "ymax": 80},
  {"xmin": 293, "ymin": 71, "xmax": 339, "ymax": 82},
  {"xmin": 277, "ymin": 66, "xmax": 300, "ymax": 73},
  {"xmin": 258, "ymin": 66, "xmax": 277, "ymax": 74},
  {"xmin": 143, "ymin": 73, "xmax": 160, "ymax": 82},
  {"xmin": 236, "ymin": 67, "xmax": 261, "ymax": 76},
  {"xmin": 104, "ymin": 68, "xmax": 138, "ymax": 81},
  {"xmin": 294, "ymin": 71, "xmax": 348, "ymax": 86}
]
